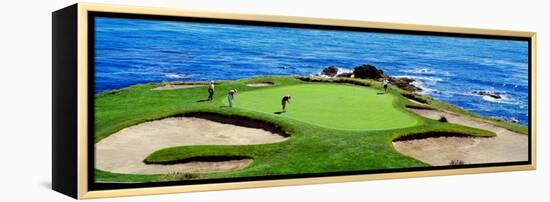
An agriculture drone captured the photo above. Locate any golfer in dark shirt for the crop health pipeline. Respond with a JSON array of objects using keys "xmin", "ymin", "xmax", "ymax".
[{"xmin": 281, "ymin": 96, "xmax": 291, "ymax": 112}]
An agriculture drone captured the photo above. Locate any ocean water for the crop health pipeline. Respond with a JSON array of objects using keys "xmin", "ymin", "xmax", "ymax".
[{"xmin": 94, "ymin": 17, "xmax": 529, "ymax": 125}]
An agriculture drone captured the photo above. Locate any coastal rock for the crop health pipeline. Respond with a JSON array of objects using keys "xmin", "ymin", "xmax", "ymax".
[
  {"xmin": 317, "ymin": 63, "xmax": 422, "ymax": 92},
  {"xmin": 321, "ymin": 66, "xmax": 339, "ymax": 77},
  {"xmin": 473, "ymin": 91, "xmax": 502, "ymax": 99},
  {"xmin": 353, "ymin": 64, "xmax": 385, "ymax": 79},
  {"xmin": 390, "ymin": 77, "xmax": 422, "ymax": 92}
]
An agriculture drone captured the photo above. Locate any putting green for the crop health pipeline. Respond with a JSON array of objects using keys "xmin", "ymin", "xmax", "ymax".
[{"xmin": 233, "ymin": 83, "xmax": 419, "ymax": 130}]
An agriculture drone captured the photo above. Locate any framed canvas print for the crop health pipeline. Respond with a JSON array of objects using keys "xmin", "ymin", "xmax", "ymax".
[{"xmin": 52, "ymin": 3, "xmax": 536, "ymax": 199}]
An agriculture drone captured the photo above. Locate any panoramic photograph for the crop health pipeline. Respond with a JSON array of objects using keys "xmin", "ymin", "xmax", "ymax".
[{"xmin": 93, "ymin": 16, "xmax": 529, "ymax": 183}]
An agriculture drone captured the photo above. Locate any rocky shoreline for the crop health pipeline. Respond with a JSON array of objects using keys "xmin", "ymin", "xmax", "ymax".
[
  {"xmin": 316, "ymin": 64, "xmax": 507, "ymax": 102},
  {"xmin": 316, "ymin": 64, "xmax": 422, "ymax": 92}
]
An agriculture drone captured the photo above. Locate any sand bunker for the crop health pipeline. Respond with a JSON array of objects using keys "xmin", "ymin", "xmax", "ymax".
[
  {"xmin": 246, "ymin": 82, "xmax": 274, "ymax": 87},
  {"xmin": 393, "ymin": 108, "xmax": 528, "ymax": 166},
  {"xmin": 153, "ymin": 83, "xmax": 206, "ymax": 90},
  {"xmin": 95, "ymin": 115, "xmax": 287, "ymax": 175}
]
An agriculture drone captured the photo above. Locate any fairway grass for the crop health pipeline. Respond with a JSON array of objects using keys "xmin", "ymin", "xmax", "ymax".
[{"xmin": 234, "ymin": 84, "xmax": 419, "ymax": 130}]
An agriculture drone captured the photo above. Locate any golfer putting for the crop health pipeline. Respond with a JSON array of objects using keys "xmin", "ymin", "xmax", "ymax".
[
  {"xmin": 227, "ymin": 89, "xmax": 237, "ymax": 107},
  {"xmin": 281, "ymin": 95, "xmax": 291, "ymax": 112}
]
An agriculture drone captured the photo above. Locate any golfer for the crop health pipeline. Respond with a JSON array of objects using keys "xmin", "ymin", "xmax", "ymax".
[
  {"xmin": 207, "ymin": 80, "xmax": 215, "ymax": 101},
  {"xmin": 382, "ymin": 79, "xmax": 389, "ymax": 93},
  {"xmin": 227, "ymin": 89, "xmax": 237, "ymax": 107},
  {"xmin": 281, "ymin": 95, "xmax": 291, "ymax": 112}
]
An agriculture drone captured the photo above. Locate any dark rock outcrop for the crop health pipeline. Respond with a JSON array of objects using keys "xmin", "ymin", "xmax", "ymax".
[
  {"xmin": 353, "ymin": 64, "xmax": 385, "ymax": 79},
  {"xmin": 472, "ymin": 91, "xmax": 502, "ymax": 99},
  {"xmin": 321, "ymin": 66, "xmax": 339, "ymax": 77},
  {"xmin": 390, "ymin": 77, "xmax": 422, "ymax": 92},
  {"xmin": 316, "ymin": 64, "xmax": 422, "ymax": 92}
]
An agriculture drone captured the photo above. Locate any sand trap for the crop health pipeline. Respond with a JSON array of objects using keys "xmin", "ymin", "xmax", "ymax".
[
  {"xmin": 393, "ymin": 108, "xmax": 528, "ymax": 166},
  {"xmin": 153, "ymin": 83, "xmax": 206, "ymax": 90},
  {"xmin": 95, "ymin": 116, "xmax": 287, "ymax": 175},
  {"xmin": 246, "ymin": 82, "xmax": 274, "ymax": 87}
]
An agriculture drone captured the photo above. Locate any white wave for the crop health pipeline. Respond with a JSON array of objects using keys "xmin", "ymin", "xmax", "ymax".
[
  {"xmin": 481, "ymin": 95, "xmax": 507, "ymax": 103},
  {"xmin": 338, "ymin": 68, "xmax": 354, "ymax": 74},
  {"xmin": 394, "ymin": 75, "xmax": 443, "ymax": 83},
  {"xmin": 411, "ymin": 80, "xmax": 429, "ymax": 94},
  {"xmin": 399, "ymin": 68, "xmax": 435, "ymax": 74},
  {"xmin": 409, "ymin": 79, "xmax": 440, "ymax": 95},
  {"xmin": 399, "ymin": 67, "xmax": 456, "ymax": 78},
  {"xmin": 164, "ymin": 73, "xmax": 190, "ymax": 79},
  {"xmin": 310, "ymin": 73, "xmax": 332, "ymax": 78},
  {"xmin": 470, "ymin": 90, "xmax": 521, "ymax": 105},
  {"xmin": 391, "ymin": 75, "xmax": 443, "ymax": 96}
]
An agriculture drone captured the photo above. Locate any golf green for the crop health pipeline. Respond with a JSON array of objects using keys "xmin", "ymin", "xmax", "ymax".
[{"xmin": 233, "ymin": 83, "xmax": 419, "ymax": 130}]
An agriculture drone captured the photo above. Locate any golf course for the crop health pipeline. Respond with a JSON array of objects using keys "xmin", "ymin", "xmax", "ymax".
[
  {"xmin": 236, "ymin": 84, "xmax": 418, "ymax": 130},
  {"xmin": 94, "ymin": 76, "xmax": 527, "ymax": 183}
]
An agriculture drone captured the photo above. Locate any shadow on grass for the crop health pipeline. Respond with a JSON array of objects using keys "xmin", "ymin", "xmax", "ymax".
[
  {"xmin": 196, "ymin": 99, "xmax": 210, "ymax": 103},
  {"xmin": 274, "ymin": 111, "xmax": 286, "ymax": 114}
]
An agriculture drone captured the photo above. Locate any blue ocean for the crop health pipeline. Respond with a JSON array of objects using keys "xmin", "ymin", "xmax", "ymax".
[{"xmin": 94, "ymin": 17, "xmax": 529, "ymax": 125}]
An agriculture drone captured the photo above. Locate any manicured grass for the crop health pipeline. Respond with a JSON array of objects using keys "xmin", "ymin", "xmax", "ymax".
[
  {"xmin": 95, "ymin": 169, "xmax": 161, "ymax": 183},
  {"xmin": 234, "ymin": 84, "xmax": 419, "ymax": 130},
  {"xmin": 94, "ymin": 76, "xmax": 496, "ymax": 183},
  {"xmin": 295, "ymin": 76, "xmax": 528, "ymax": 135}
]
